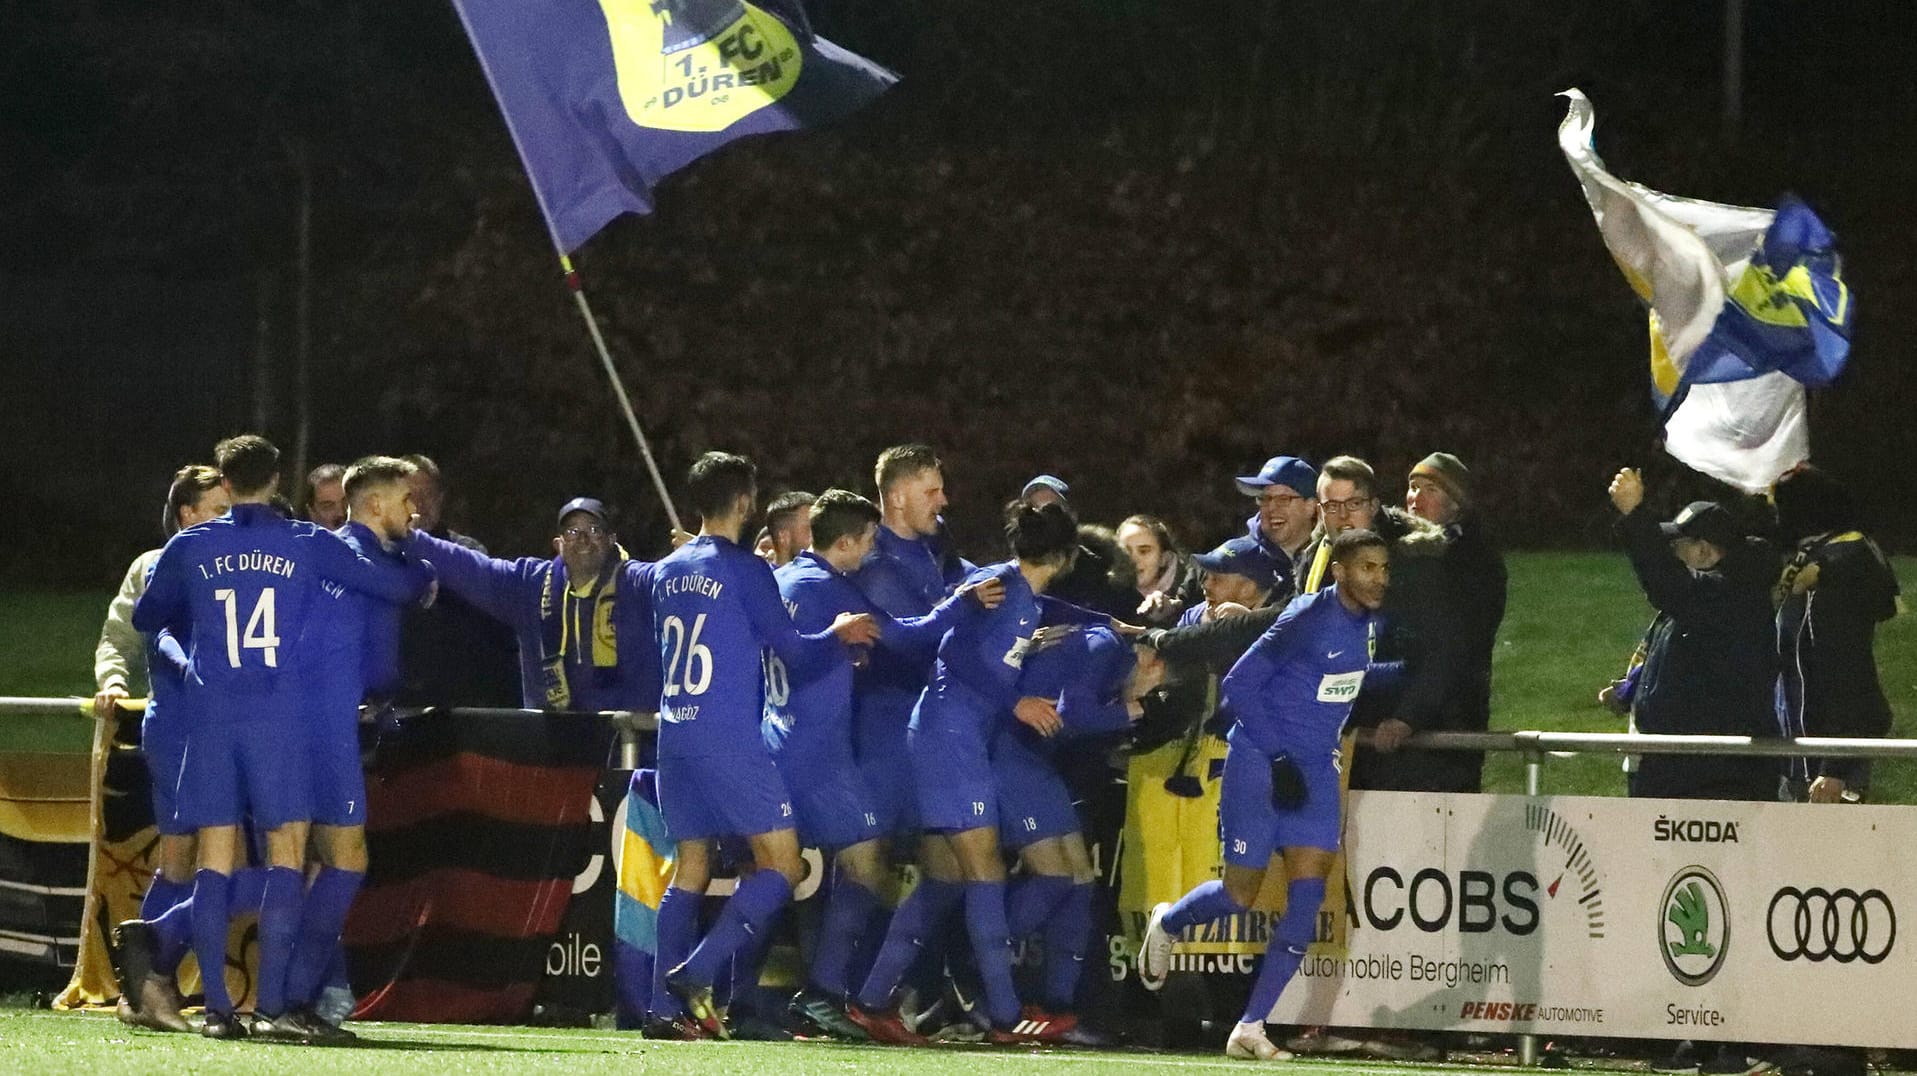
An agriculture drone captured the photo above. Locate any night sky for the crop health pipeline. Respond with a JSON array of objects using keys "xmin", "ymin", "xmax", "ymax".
[{"xmin": 4, "ymin": 1, "xmax": 1913, "ymax": 582}]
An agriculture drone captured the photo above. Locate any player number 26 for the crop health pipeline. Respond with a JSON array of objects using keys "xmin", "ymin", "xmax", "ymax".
[
  {"xmin": 213, "ymin": 587, "xmax": 281, "ymax": 669},
  {"xmin": 660, "ymin": 613, "xmax": 713, "ymax": 697}
]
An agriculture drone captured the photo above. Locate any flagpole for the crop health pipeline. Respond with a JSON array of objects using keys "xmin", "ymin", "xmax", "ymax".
[{"xmin": 559, "ymin": 254, "xmax": 684, "ymax": 534}]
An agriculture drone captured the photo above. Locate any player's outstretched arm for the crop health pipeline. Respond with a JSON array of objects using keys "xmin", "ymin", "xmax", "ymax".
[{"xmin": 401, "ymin": 528, "xmax": 546, "ymax": 626}]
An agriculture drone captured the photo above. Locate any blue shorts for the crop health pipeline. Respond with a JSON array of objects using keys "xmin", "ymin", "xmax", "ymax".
[
  {"xmin": 176, "ymin": 717, "xmax": 312, "ymax": 831},
  {"xmin": 305, "ymin": 670, "xmax": 367, "ymax": 828},
  {"xmin": 658, "ymin": 750, "xmax": 794, "ymax": 842},
  {"xmin": 860, "ymin": 749, "xmax": 921, "ymax": 837},
  {"xmin": 993, "ymin": 739, "xmax": 1078, "ymax": 851},
  {"xmin": 909, "ymin": 727, "xmax": 997, "ymax": 834},
  {"xmin": 1219, "ymin": 741, "xmax": 1342, "ymax": 867},
  {"xmin": 779, "ymin": 756, "xmax": 883, "ymax": 851},
  {"xmin": 142, "ymin": 708, "xmax": 191, "ymax": 837}
]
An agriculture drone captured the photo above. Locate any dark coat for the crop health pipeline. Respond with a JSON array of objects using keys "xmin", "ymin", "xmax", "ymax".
[
  {"xmin": 1777, "ymin": 529, "xmax": 1901, "ymax": 789},
  {"xmin": 1337, "ymin": 507, "xmax": 1496, "ymax": 793},
  {"xmin": 1619, "ymin": 510, "xmax": 1782, "ymax": 801}
]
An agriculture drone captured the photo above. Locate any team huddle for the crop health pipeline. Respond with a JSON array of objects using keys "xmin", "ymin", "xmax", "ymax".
[{"xmin": 107, "ymin": 436, "xmax": 1395, "ymax": 1058}]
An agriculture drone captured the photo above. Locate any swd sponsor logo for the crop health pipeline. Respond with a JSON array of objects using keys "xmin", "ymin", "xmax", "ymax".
[
  {"xmin": 1653, "ymin": 816, "xmax": 1740, "ymax": 843},
  {"xmin": 1766, "ymin": 887, "xmax": 1896, "ymax": 964},
  {"xmin": 1659, "ymin": 866, "xmax": 1729, "ymax": 987}
]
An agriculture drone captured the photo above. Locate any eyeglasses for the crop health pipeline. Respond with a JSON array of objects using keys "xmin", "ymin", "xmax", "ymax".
[
  {"xmin": 1320, "ymin": 496, "xmax": 1376, "ymax": 516},
  {"xmin": 562, "ymin": 524, "xmax": 609, "ymax": 541},
  {"xmin": 1258, "ymin": 492, "xmax": 1305, "ymax": 508}
]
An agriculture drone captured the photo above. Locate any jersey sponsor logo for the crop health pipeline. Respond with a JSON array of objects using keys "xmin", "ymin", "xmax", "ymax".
[
  {"xmin": 1001, "ymin": 636, "xmax": 1032, "ymax": 669},
  {"xmin": 1316, "ymin": 669, "xmax": 1364, "ymax": 702}
]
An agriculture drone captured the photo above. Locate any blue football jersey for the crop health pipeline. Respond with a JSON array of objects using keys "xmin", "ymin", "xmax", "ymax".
[
  {"xmin": 652, "ymin": 536, "xmax": 840, "ymax": 759},
  {"xmin": 133, "ymin": 503, "xmax": 429, "ymax": 706},
  {"xmin": 912, "ymin": 562, "xmax": 1037, "ymax": 739},
  {"xmin": 1219, "ymin": 585, "xmax": 1377, "ymax": 757}
]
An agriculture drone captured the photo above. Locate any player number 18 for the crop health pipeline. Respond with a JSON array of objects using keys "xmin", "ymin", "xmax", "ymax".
[{"xmin": 213, "ymin": 587, "xmax": 280, "ymax": 668}]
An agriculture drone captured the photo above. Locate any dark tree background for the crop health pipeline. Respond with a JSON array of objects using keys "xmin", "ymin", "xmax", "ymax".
[{"xmin": 4, "ymin": 0, "xmax": 1912, "ymax": 583}]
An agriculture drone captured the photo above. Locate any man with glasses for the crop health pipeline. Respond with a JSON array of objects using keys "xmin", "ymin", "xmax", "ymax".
[
  {"xmin": 1233, "ymin": 456, "xmax": 1319, "ymax": 606},
  {"xmin": 402, "ymin": 497, "xmax": 660, "ymax": 716}
]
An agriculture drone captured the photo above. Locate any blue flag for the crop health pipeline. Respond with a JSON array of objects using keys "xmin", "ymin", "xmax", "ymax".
[{"xmin": 451, "ymin": 0, "xmax": 899, "ymax": 252}]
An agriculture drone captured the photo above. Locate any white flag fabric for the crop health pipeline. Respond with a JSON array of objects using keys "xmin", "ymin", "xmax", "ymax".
[{"xmin": 1556, "ymin": 88, "xmax": 1848, "ymax": 492}]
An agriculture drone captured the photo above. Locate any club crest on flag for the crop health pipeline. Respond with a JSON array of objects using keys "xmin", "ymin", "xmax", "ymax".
[
  {"xmin": 599, "ymin": 0, "xmax": 803, "ymax": 132},
  {"xmin": 1556, "ymin": 88, "xmax": 1855, "ymax": 492}
]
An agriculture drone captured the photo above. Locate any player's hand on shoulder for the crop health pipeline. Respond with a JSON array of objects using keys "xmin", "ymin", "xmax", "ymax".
[
  {"xmin": 958, "ymin": 575, "xmax": 1006, "ymax": 609},
  {"xmin": 1014, "ymin": 696, "xmax": 1063, "ymax": 737},
  {"xmin": 829, "ymin": 611, "xmax": 881, "ymax": 646}
]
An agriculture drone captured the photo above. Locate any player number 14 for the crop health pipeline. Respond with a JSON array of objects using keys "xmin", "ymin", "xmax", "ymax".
[{"xmin": 213, "ymin": 587, "xmax": 280, "ymax": 668}]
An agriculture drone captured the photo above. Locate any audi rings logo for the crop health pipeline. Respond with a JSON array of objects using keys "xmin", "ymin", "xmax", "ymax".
[{"xmin": 1766, "ymin": 887, "xmax": 1897, "ymax": 964}]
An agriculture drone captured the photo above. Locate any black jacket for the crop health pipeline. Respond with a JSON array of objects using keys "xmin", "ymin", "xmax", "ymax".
[
  {"xmin": 1777, "ymin": 530, "xmax": 1901, "ymax": 786},
  {"xmin": 1313, "ymin": 508, "xmax": 1492, "ymax": 793},
  {"xmin": 1620, "ymin": 510, "xmax": 1782, "ymax": 799}
]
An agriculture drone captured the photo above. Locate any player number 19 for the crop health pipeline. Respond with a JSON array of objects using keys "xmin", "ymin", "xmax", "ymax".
[
  {"xmin": 213, "ymin": 587, "xmax": 281, "ymax": 669},
  {"xmin": 661, "ymin": 613, "xmax": 713, "ymax": 697}
]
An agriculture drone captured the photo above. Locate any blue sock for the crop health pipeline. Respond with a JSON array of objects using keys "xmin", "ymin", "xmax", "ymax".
[
  {"xmin": 229, "ymin": 866, "xmax": 268, "ymax": 914},
  {"xmin": 1006, "ymin": 874, "xmax": 1073, "ymax": 942},
  {"xmin": 901, "ymin": 878, "xmax": 965, "ymax": 1003},
  {"xmin": 284, "ymin": 867, "xmax": 363, "ymax": 1008},
  {"xmin": 845, "ymin": 901, "xmax": 892, "ymax": 997},
  {"xmin": 856, "ymin": 878, "xmax": 962, "ymax": 1010},
  {"xmin": 811, "ymin": 877, "xmax": 880, "ymax": 998},
  {"xmin": 963, "ymin": 881, "xmax": 1020, "ymax": 1029},
  {"xmin": 254, "ymin": 866, "xmax": 305, "ymax": 1017},
  {"xmin": 1042, "ymin": 882, "xmax": 1095, "ymax": 1011},
  {"xmin": 142, "ymin": 874, "xmax": 195, "ymax": 975},
  {"xmin": 1241, "ymin": 876, "xmax": 1325, "ymax": 1025},
  {"xmin": 728, "ymin": 915, "xmax": 777, "ymax": 1015},
  {"xmin": 189, "ymin": 870, "xmax": 233, "ymax": 1014},
  {"xmin": 680, "ymin": 871, "xmax": 791, "ymax": 986},
  {"xmin": 650, "ymin": 886, "xmax": 700, "ymax": 1020},
  {"xmin": 1163, "ymin": 878, "xmax": 1247, "ymax": 935}
]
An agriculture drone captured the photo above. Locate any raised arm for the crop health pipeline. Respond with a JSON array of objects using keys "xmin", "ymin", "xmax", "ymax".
[{"xmin": 402, "ymin": 528, "xmax": 543, "ymax": 626}]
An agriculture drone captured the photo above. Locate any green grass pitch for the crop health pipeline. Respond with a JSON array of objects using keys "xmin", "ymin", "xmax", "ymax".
[{"xmin": 0, "ymin": 1006, "xmax": 1642, "ymax": 1074}]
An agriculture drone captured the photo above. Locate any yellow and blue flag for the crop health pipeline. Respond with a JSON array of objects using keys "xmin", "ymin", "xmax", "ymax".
[
  {"xmin": 451, "ymin": 0, "xmax": 899, "ymax": 252},
  {"xmin": 1557, "ymin": 90, "xmax": 1854, "ymax": 491}
]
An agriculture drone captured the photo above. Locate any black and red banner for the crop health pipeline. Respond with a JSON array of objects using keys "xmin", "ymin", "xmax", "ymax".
[{"xmin": 345, "ymin": 711, "xmax": 612, "ymax": 1023}]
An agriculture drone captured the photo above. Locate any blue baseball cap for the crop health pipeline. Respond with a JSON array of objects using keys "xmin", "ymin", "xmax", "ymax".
[
  {"xmin": 557, "ymin": 496, "xmax": 610, "ymax": 530},
  {"xmin": 1235, "ymin": 456, "xmax": 1318, "ymax": 498},
  {"xmin": 1191, "ymin": 536, "xmax": 1280, "ymax": 590},
  {"xmin": 1020, "ymin": 474, "xmax": 1071, "ymax": 503}
]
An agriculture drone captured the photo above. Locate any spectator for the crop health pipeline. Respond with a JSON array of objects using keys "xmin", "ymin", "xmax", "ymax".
[
  {"xmin": 1773, "ymin": 465, "xmax": 1902, "ymax": 803},
  {"xmin": 401, "ymin": 454, "xmax": 485, "ymax": 552},
  {"xmin": 1233, "ymin": 456, "xmax": 1319, "ymax": 604},
  {"xmin": 1118, "ymin": 515, "xmax": 1204, "ymax": 627},
  {"xmin": 1020, "ymin": 474, "xmax": 1070, "ymax": 509},
  {"xmin": 1405, "ymin": 452, "xmax": 1507, "ymax": 780},
  {"xmin": 764, "ymin": 491, "xmax": 817, "ymax": 567},
  {"xmin": 1608, "ymin": 470, "xmax": 1783, "ymax": 801},
  {"xmin": 93, "ymin": 466, "xmax": 230, "ymax": 721},
  {"xmin": 403, "ymin": 497, "xmax": 660, "ymax": 717},
  {"xmin": 1295, "ymin": 456, "xmax": 1477, "ymax": 797},
  {"xmin": 395, "ymin": 453, "xmax": 520, "ymax": 707},
  {"xmin": 300, "ymin": 463, "xmax": 347, "ymax": 530},
  {"xmin": 1181, "ymin": 536, "xmax": 1281, "ymax": 627},
  {"xmin": 1049, "ymin": 524, "xmax": 1140, "ymax": 620}
]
